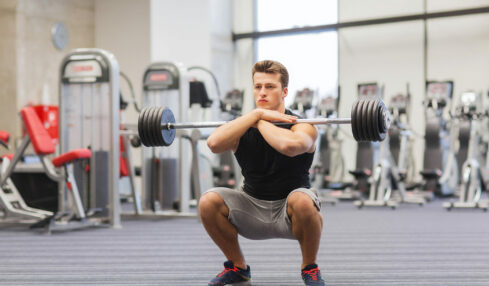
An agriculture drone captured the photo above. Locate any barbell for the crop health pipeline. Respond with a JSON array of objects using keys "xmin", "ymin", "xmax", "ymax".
[{"xmin": 137, "ymin": 96, "xmax": 391, "ymax": 147}]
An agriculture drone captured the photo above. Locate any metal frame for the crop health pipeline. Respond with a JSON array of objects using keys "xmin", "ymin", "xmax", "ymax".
[
  {"xmin": 0, "ymin": 138, "xmax": 53, "ymax": 223},
  {"xmin": 233, "ymin": 6, "xmax": 489, "ymax": 41},
  {"xmin": 59, "ymin": 48, "xmax": 121, "ymax": 228}
]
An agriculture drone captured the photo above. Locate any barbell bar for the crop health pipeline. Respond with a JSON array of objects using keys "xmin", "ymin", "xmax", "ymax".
[{"xmin": 137, "ymin": 96, "xmax": 391, "ymax": 147}]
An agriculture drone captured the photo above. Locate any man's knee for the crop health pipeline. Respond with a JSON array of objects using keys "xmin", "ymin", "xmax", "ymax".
[
  {"xmin": 288, "ymin": 192, "xmax": 320, "ymax": 217},
  {"xmin": 199, "ymin": 191, "xmax": 228, "ymax": 216}
]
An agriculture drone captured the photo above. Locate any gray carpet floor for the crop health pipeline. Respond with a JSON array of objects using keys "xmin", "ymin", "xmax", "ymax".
[{"xmin": 1, "ymin": 199, "xmax": 489, "ymax": 285}]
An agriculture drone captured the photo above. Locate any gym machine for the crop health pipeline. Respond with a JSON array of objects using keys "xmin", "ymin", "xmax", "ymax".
[
  {"xmin": 58, "ymin": 48, "xmax": 121, "ymax": 228},
  {"xmin": 388, "ymin": 91, "xmax": 417, "ymax": 189},
  {"xmin": 444, "ymin": 92, "xmax": 489, "ymax": 211},
  {"xmin": 354, "ymin": 90, "xmax": 426, "ymax": 209},
  {"xmin": 417, "ymin": 81, "xmax": 458, "ymax": 199},
  {"xmin": 138, "ymin": 62, "xmax": 193, "ymax": 216}
]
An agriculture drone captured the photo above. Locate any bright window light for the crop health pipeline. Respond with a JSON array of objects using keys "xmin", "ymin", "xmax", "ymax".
[
  {"xmin": 256, "ymin": 32, "xmax": 338, "ymax": 109},
  {"xmin": 256, "ymin": 0, "xmax": 337, "ymax": 31},
  {"xmin": 256, "ymin": 0, "xmax": 338, "ymax": 110}
]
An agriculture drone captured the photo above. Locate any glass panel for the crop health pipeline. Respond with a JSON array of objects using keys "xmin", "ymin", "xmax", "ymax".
[
  {"xmin": 256, "ymin": 32, "xmax": 338, "ymax": 111},
  {"xmin": 256, "ymin": 0, "xmax": 337, "ymax": 31}
]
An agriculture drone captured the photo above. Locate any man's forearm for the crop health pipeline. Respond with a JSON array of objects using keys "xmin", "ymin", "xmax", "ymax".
[
  {"xmin": 207, "ymin": 110, "xmax": 261, "ymax": 153},
  {"xmin": 257, "ymin": 120, "xmax": 311, "ymax": 157}
]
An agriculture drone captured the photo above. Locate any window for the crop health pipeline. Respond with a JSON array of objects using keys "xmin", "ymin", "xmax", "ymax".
[
  {"xmin": 256, "ymin": 0, "xmax": 337, "ymax": 31},
  {"xmin": 256, "ymin": 0, "xmax": 338, "ymax": 109}
]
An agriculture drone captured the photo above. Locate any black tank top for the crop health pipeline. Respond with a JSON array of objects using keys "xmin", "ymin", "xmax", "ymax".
[{"xmin": 234, "ymin": 109, "xmax": 314, "ymax": 200}]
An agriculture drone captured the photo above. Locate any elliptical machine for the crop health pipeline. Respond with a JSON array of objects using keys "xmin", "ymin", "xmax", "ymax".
[
  {"xmin": 417, "ymin": 81, "xmax": 458, "ymax": 200},
  {"xmin": 444, "ymin": 92, "xmax": 489, "ymax": 211},
  {"xmin": 354, "ymin": 89, "xmax": 425, "ymax": 209}
]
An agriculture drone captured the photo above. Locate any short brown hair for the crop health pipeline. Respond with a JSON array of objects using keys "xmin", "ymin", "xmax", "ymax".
[{"xmin": 252, "ymin": 60, "xmax": 289, "ymax": 88}]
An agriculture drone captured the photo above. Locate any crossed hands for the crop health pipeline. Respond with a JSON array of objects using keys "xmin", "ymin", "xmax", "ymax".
[{"xmin": 252, "ymin": 108, "xmax": 297, "ymax": 128}]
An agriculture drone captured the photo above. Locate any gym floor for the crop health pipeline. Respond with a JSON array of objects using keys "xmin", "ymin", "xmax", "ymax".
[{"xmin": 1, "ymin": 200, "xmax": 488, "ymax": 286}]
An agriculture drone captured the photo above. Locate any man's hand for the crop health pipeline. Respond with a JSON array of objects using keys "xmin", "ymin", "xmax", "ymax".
[{"xmin": 253, "ymin": 108, "xmax": 297, "ymax": 127}]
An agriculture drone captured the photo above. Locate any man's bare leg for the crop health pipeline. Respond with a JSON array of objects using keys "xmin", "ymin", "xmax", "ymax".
[
  {"xmin": 287, "ymin": 192, "xmax": 323, "ymax": 269},
  {"xmin": 199, "ymin": 192, "xmax": 247, "ymax": 269}
]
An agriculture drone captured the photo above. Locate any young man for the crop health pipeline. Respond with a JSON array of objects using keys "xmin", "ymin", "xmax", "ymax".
[{"xmin": 200, "ymin": 60, "xmax": 325, "ymax": 286}]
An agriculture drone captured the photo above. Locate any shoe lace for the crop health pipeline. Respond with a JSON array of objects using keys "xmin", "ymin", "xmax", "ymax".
[
  {"xmin": 303, "ymin": 268, "xmax": 319, "ymax": 281},
  {"xmin": 217, "ymin": 266, "xmax": 240, "ymax": 277}
]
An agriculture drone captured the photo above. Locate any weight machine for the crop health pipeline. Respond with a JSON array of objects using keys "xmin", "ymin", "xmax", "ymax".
[
  {"xmin": 137, "ymin": 62, "xmax": 193, "ymax": 217},
  {"xmin": 58, "ymin": 48, "xmax": 121, "ymax": 228},
  {"xmin": 444, "ymin": 92, "xmax": 489, "ymax": 211}
]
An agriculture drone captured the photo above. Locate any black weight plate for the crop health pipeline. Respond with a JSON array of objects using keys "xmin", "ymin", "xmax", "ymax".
[
  {"xmin": 351, "ymin": 100, "xmax": 360, "ymax": 141},
  {"xmin": 161, "ymin": 108, "xmax": 176, "ymax": 146},
  {"xmin": 363, "ymin": 99, "xmax": 374, "ymax": 141},
  {"xmin": 138, "ymin": 107, "xmax": 150, "ymax": 147},
  {"xmin": 356, "ymin": 99, "xmax": 366, "ymax": 141},
  {"xmin": 372, "ymin": 99, "xmax": 382, "ymax": 141},
  {"xmin": 148, "ymin": 107, "xmax": 161, "ymax": 147},
  {"xmin": 137, "ymin": 108, "xmax": 145, "ymax": 146},
  {"xmin": 362, "ymin": 99, "xmax": 373, "ymax": 141},
  {"xmin": 145, "ymin": 107, "xmax": 157, "ymax": 147},
  {"xmin": 371, "ymin": 99, "xmax": 381, "ymax": 141},
  {"xmin": 153, "ymin": 107, "xmax": 164, "ymax": 146},
  {"xmin": 143, "ymin": 107, "xmax": 156, "ymax": 147}
]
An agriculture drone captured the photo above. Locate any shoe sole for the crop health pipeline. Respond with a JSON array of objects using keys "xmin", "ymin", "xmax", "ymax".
[
  {"xmin": 231, "ymin": 281, "xmax": 252, "ymax": 286},
  {"xmin": 208, "ymin": 280, "xmax": 252, "ymax": 286}
]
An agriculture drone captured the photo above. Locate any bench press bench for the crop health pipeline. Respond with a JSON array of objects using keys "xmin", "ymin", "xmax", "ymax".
[{"xmin": 0, "ymin": 107, "xmax": 102, "ymax": 232}]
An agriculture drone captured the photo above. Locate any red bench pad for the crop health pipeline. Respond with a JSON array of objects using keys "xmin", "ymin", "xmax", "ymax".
[
  {"xmin": 20, "ymin": 107, "xmax": 55, "ymax": 155},
  {"xmin": 52, "ymin": 149, "xmax": 92, "ymax": 167},
  {"xmin": 0, "ymin": 131, "xmax": 9, "ymax": 144}
]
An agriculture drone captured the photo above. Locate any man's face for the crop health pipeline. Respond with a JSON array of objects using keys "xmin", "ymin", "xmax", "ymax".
[{"xmin": 253, "ymin": 72, "xmax": 288, "ymax": 111}]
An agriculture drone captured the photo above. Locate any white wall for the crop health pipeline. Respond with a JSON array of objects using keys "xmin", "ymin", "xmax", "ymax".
[
  {"xmin": 95, "ymin": 0, "xmax": 151, "ymax": 125},
  {"xmin": 427, "ymin": 13, "xmax": 489, "ymax": 101},
  {"xmin": 150, "ymin": 0, "xmax": 211, "ymax": 67},
  {"xmin": 232, "ymin": 0, "xmax": 255, "ymax": 113},
  {"xmin": 150, "ymin": 0, "xmax": 233, "ymax": 120}
]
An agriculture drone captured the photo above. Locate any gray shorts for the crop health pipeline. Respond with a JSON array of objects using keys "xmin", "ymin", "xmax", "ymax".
[{"xmin": 204, "ymin": 187, "xmax": 321, "ymax": 240}]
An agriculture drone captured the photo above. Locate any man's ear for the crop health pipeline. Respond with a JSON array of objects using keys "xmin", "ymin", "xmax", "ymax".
[{"xmin": 282, "ymin": 87, "xmax": 288, "ymax": 99}]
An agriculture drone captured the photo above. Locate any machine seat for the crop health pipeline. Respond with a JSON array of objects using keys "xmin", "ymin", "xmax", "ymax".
[
  {"xmin": 52, "ymin": 149, "xmax": 92, "ymax": 167},
  {"xmin": 349, "ymin": 168, "xmax": 371, "ymax": 178},
  {"xmin": 420, "ymin": 169, "xmax": 442, "ymax": 179},
  {"xmin": 0, "ymin": 130, "xmax": 9, "ymax": 144}
]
